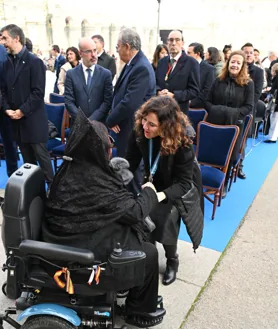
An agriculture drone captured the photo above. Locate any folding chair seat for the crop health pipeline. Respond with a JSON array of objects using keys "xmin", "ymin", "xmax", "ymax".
[{"xmin": 196, "ymin": 122, "xmax": 239, "ymax": 219}]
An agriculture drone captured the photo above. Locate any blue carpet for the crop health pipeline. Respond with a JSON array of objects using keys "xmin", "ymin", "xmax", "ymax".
[
  {"xmin": 179, "ymin": 137, "xmax": 278, "ymax": 252},
  {"xmin": 1, "ymin": 137, "xmax": 277, "ymax": 253}
]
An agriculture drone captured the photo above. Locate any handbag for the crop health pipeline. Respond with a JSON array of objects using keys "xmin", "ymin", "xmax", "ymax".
[{"xmin": 174, "ymin": 183, "xmax": 204, "ymax": 252}]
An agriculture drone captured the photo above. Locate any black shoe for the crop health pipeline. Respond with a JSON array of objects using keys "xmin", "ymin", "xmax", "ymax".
[
  {"xmin": 264, "ymin": 140, "xmax": 276, "ymax": 144},
  {"xmin": 237, "ymin": 169, "xmax": 246, "ymax": 180},
  {"xmin": 125, "ymin": 307, "xmax": 166, "ymax": 328},
  {"xmin": 222, "ymin": 185, "xmax": 227, "ymax": 199},
  {"xmin": 162, "ymin": 257, "xmax": 179, "ymax": 286}
]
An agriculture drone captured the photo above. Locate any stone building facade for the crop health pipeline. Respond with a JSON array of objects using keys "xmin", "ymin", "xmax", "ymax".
[{"xmin": 0, "ymin": 0, "xmax": 277, "ymax": 58}]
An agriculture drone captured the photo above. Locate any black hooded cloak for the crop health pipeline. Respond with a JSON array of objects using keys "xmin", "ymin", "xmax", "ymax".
[{"xmin": 42, "ymin": 110, "xmax": 158, "ymax": 261}]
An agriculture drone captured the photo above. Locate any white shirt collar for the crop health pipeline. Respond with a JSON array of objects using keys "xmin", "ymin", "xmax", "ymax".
[
  {"xmin": 127, "ymin": 52, "xmax": 138, "ymax": 66},
  {"xmin": 197, "ymin": 58, "xmax": 202, "ymax": 64},
  {"xmin": 98, "ymin": 50, "xmax": 104, "ymax": 58},
  {"xmin": 82, "ymin": 62, "xmax": 96, "ymax": 82},
  {"xmin": 170, "ymin": 51, "xmax": 182, "ymax": 62}
]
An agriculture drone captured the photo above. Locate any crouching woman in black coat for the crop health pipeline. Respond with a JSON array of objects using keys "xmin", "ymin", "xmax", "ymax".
[
  {"xmin": 42, "ymin": 110, "xmax": 166, "ymax": 328},
  {"xmin": 126, "ymin": 96, "xmax": 201, "ymax": 286}
]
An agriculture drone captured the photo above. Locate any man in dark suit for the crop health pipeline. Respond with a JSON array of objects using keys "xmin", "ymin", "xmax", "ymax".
[
  {"xmin": 0, "ymin": 42, "xmax": 18, "ymax": 178},
  {"xmin": 240, "ymin": 43, "xmax": 264, "ymax": 179},
  {"xmin": 187, "ymin": 42, "xmax": 215, "ymax": 108},
  {"xmin": 92, "ymin": 34, "xmax": 116, "ymax": 81},
  {"xmin": 64, "ymin": 37, "xmax": 113, "ymax": 122},
  {"xmin": 51, "ymin": 45, "xmax": 66, "ymax": 93},
  {"xmin": 156, "ymin": 30, "xmax": 200, "ymax": 115},
  {"xmin": 106, "ymin": 28, "xmax": 156, "ymax": 158},
  {"xmin": 0, "ymin": 24, "xmax": 53, "ymax": 184}
]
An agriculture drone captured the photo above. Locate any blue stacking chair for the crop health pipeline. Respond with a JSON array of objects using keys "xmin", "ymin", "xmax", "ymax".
[
  {"xmin": 49, "ymin": 93, "xmax": 65, "ymax": 104},
  {"xmin": 228, "ymin": 114, "xmax": 253, "ymax": 191},
  {"xmin": 49, "ymin": 93, "xmax": 71, "ymax": 138},
  {"xmin": 188, "ymin": 109, "xmax": 208, "ymax": 144},
  {"xmin": 196, "ymin": 122, "xmax": 240, "ymax": 219},
  {"xmin": 45, "ymin": 103, "xmax": 66, "ymax": 172}
]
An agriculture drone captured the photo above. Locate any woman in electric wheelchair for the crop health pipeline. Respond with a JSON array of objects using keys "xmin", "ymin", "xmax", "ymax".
[{"xmin": 42, "ymin": 110, "xmax": 166, "ymax": 328}]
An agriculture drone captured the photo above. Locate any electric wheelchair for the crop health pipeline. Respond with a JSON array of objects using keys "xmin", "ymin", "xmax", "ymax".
[{"xmin": 0, "ymin": 164, "xmax": 164, "ymax": 329}]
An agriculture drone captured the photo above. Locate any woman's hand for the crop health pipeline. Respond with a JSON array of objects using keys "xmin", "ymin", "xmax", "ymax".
[{"xmin": 142, "ymin": 182, "xmax": 157, "ymax": 192}]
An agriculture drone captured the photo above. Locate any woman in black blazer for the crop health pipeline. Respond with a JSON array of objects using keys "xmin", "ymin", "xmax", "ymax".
[
  {"xmin": 205, "ymin": 50, "xmax": 254, "ymax": 195},
  {"xmin": 126, "ymin": 96, "xmax": 201, "ymax": 286}
]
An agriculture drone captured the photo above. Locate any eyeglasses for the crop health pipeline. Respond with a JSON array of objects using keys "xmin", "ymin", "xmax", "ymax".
[
  {"xmin": 108, "ymin": 135, "xmax": 115, "ymax": 148},
  {"xmin": 168, "ymin": 38, "xmax": 182, "ymax": 43},
  {"xmin": 81, "ymin": 49, "xmax": 96, "ymax": 55}
]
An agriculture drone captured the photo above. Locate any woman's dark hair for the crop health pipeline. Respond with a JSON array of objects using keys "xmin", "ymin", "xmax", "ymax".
[
  {"xmin": 66, "ymin": 46, "xmax": 81, "ymax": 62},
  {"xmin": 223, "ymin": 44, "xmax": 232, "ymax": 53},
  {"xmin": 152, "ymin": 44, "xmax": 169, "ymax": 68},
  {"xmin": 219, "ymin": 50, "xmax": 250, "ymax": 86},
  {"xmin": 135, "ymin": 96, "xmax": 192, "ymax": 155},
  {"xmin": 207, "ymin": 47, "xmax": 220, "ymax": 65}
]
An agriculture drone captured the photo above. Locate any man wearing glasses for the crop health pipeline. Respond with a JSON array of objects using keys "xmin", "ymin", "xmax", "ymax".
[
  {"xmin": 156, "ymin": 30, "xmax": 200, "ymax": 114},
  {"xmin": 64, "ymin": 37, "xmax": 113, "ymax": 123}
]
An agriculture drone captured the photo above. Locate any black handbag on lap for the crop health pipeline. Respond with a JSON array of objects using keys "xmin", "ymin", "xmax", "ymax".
[{"xmin": 174, "ymin": 184, "xmax": 204, "ymax": 252}]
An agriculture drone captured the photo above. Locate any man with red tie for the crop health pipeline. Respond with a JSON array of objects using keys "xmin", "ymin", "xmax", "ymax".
[{"xmin": 156, "ymin": 30, "xmax": 200, "ymax": 114}]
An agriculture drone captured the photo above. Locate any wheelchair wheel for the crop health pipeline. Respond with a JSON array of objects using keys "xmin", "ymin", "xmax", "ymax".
[{"xmin": 21, "ymin": 315, "xmax": 77, "ymax": 329}]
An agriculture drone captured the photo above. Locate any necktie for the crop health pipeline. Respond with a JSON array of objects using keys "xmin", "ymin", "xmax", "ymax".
[
  {"xmin": 86, "ymin": 68, "xmax": 92, "ymax": 88},
  {"xmin": 165, "ymin": 59, "xmax": 176, "ymax": 81}
]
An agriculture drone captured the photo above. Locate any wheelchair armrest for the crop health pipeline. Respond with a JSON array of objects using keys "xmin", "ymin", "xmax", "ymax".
[{"xmin": 19, "ymin": 240, "xmax": 95, "ymax": 265}]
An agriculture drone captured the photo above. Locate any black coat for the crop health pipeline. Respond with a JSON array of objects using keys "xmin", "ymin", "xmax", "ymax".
[
  {"xmin": 205, "ymin": 77, "xmax": 254, "ymax": 125},
  {"xmin": 156, "ymin": 52, "xmax": 200, "ymax": 114},
  {"xmin": 270, "ymin": 75, "xmax": 278, "ymax": 95},
  {"xmin": 126, "ymin": 131, "xmax": 196, "ymax": 244},
  {"xmin": 190, "ymin": 60, "xmax": 215, "ymax": 109},
  {"xmin": 2, "ymin": 47, "xmax": 48, "ymax": 143},
  {"xmin": 248, "ymin": 63, "xmax": 264, "ymax": 105},
  {"xmin": 97, "ymin": 51, "xmax": 116, "ymax": 80}
]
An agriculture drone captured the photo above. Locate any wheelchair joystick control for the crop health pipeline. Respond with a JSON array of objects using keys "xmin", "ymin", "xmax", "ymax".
[{"xmin": 112, "ymin": 243, "xmax": 122, "ymax": 257}]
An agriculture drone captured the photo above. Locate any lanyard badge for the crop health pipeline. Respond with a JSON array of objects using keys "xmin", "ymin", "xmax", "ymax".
[{"xmin": 148, "ymin": 139, "xmax": 160, "ymax": 183}]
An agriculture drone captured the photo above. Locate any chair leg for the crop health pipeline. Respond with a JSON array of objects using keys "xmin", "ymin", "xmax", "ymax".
[
  {"xmin": 228, "ymin": 169, "xmax": 234, "ymax": 192},
  {"xmin": 54, "ymin": 157, "xmax": 57, "ymax": 173},
  {"xmin": 212, "ymin": 191, "xmax": 220, "ymax": 220}
]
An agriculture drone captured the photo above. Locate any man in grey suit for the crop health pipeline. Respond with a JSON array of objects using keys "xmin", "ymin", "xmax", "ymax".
[
  {"xmin": 92, "ymin": 34, "xmax": 116, "ymax": 80},
  {"xmin": 65, "ymin": 37, "xmax": 113, "ymax": 123}
]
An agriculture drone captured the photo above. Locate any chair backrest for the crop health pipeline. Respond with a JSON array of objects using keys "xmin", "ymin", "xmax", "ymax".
[
  {"xmin": 45, "ymin": 103, "xmax": 65, "ymax": 137},
  {"xmin": 239, "ymin": 114, "xmax": 253, "ymax": 153},
  {"xmin": 196, "ymin": 121, "xmax": 240, "ymax": 171},
  {"xmin": 188, "ymin": 109, "xmax": 208, "ymax": 132},
  {"xmin": 1, "ymin": 164, "xmax": 46, "ymax": 253},
  {"xmin": 49, "ymin": 93, "xmax": 65, "ymax": 104}
]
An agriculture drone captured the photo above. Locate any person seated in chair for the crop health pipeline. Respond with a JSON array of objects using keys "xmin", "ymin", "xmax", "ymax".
[{"xmin": 42, "ymin": 109, "xmax": 166, "ymax": 328}]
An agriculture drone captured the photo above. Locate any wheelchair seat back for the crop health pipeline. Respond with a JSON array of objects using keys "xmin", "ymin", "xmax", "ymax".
[{"xmin": 1, "ymin": 164, "xmax": 46, "ymax": 253}]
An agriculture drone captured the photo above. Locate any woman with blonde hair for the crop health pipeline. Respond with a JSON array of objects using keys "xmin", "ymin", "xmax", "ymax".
[
  {"xmin": 126, "ymin": 96, "xmax": 203, "ymax": 286},
  {"xmin": 205, "ymin": 50, "xmax": 254, "ymax": 196}
]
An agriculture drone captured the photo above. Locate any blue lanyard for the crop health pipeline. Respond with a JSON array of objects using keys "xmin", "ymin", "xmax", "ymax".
[{"xmin": 148, "ymin": 139, "xmax": 160, "ymax": 183}]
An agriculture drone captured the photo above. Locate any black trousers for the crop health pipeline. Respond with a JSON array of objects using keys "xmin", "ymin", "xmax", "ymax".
[
  {"xmin": 18, "ymin": 142, "xmax": 54, "ymax": 183},
  {"xmin": 126, "ymin": 242, "xmax": 158, "ymax": 313},
  {"xmin": 0, "ymin": 112, "xmax": 18, "ymax": 176}
]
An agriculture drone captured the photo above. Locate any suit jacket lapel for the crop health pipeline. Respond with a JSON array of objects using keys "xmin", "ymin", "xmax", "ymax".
[
  {"xmin": 77, "ymin": 65, "xmax": 88, "ymax": 95},
  {"xmin": 88, "ymin": 65, "xmax": 99, "ymax": 93},
  {"xmin": 168, "ymin": 53, "xmax": 187, "ymax": 81},
  {"xmin": 12, "ymin": 49, "xmax": 28, "ymax": 85},
  {"xmin": 114, "ymin": 64, "xmax": 132, "ymax": 93}
]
